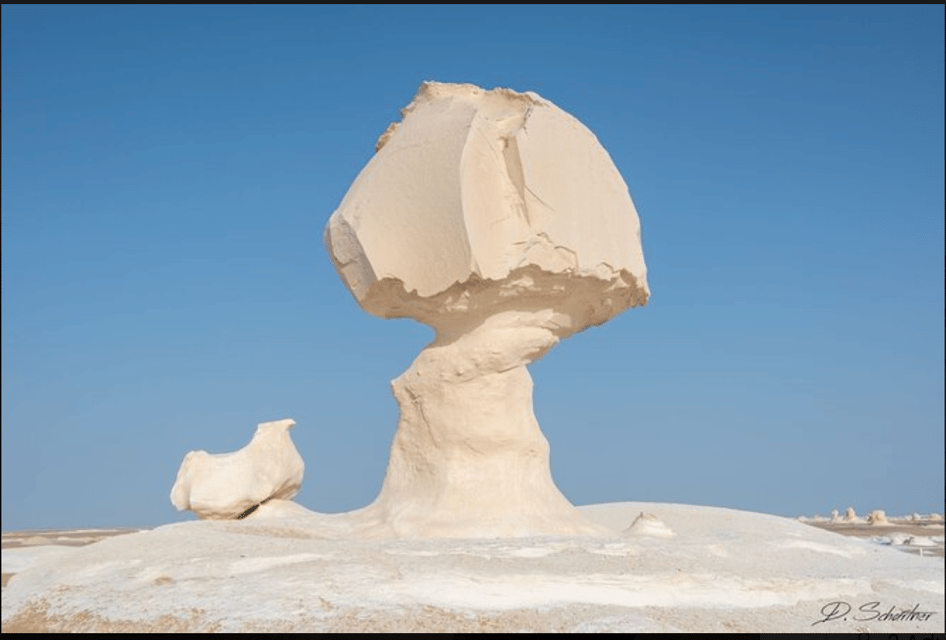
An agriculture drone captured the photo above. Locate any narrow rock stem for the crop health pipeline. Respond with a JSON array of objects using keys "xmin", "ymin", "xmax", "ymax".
[{"xmin": 365, "ymin": 310, "xmax": 608, "ymax": 537}]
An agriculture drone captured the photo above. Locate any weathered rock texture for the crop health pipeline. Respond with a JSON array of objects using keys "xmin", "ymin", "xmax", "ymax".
[
  {"xmin": 170, "ymin": 419, "xmax": 304, "ymax": 520},
  {"xmin": 325, "ymin": 82, "xmax": 649, "ymax": 537}
]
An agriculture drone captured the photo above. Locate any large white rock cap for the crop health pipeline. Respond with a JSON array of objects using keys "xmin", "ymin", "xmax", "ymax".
[{"xmin": 325, "ymin": 81, "xmax": 649, "ymax": 335}]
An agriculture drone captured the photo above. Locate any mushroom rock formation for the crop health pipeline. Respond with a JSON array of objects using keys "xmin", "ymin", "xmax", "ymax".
[
  {"xmin": 170, "ymin": 419, "xmax": 304, "ymax": 520},
  {"xmin": 867, "ymin": 509, "xmax": 889, "ymax": 525},
  {"xmin": 325, "ymin": 82, "xmax": 649, "ymax": 538}
]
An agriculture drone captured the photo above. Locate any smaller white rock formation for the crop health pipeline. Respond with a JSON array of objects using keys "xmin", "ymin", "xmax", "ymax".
[
  {"xmin": 829, "ymin": 509, "xmax": 841, "ymax": 522},
  {"xmin": 623, "ymin": 512, "xmax": 675, "ymax": 538},
  {"xmin": 867, "ymin": 510, "xmax": 890, "ymax": 526},
  {"xmin": 170, "ymin": 419, "xmax": 304, "ymax": 520}
]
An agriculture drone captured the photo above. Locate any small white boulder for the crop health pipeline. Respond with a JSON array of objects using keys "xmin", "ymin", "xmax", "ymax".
[
  {"xmin": 170, "ymin": 419, "xmax": 304, "ymax": 520},
  {"xmin": 623, "ymin": 512, "xmax": 675, "ymax": 538}
]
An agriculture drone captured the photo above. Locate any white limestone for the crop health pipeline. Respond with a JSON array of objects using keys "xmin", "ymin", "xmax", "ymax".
[
  {"xmin": 324, "ymin": 81, "xmax": 648, "ymax": 330},
  {"xmin": 324, "ymin": 82, "xmax": 648, "ymax": 537},
  {"xmin": 623, "ymin": 512, "xmax": 676, "ymax": 537},
  {"xmin": 841, "ymin": 506, "xmax": 864, "ymax": 523},
  {"xmin": 169, "ymin": 419, "xmax": 304, "ymax": 520},
  {"xmin": 4, "ymin": 503, "xmax": 943, "ymax": 633}
]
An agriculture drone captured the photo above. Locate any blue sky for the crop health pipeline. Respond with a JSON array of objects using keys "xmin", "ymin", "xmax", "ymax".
[{"xmin": 2, "ymin": 5, "xmax": 943, "ymax": 531}]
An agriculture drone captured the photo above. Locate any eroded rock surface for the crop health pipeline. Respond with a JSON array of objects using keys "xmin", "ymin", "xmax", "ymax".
[
  {"xmin": 325, "ymin": 81, "xmax": 649, "ymax": 332},
  {"xmin": 170, "ymin": 419, "xmax": 304, "ymax": 520}
]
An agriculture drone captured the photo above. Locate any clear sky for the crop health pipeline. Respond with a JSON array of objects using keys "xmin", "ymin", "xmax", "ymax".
[{"xmin": 2, "ymin": 5, "xmax": 943, "ymax": 531}]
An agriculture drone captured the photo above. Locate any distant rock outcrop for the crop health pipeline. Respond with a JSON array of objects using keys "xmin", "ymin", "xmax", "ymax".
[{"xmin": 841, "ymin": 507, "xmax": 864, "ymax": 523}]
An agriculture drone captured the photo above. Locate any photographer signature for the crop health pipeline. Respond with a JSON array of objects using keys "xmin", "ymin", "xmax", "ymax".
[{"xmin": 813, "ymin": 601, "xmax": 937, "ymax": 625}]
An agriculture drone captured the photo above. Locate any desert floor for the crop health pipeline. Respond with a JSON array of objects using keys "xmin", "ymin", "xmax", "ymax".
[{"xmin": 2, "ymin": 504, "xmax": 943, "ymax": 633}]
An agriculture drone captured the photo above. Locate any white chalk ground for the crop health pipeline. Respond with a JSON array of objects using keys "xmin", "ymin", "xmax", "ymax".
[{"xmin": 2, "ymin": 502, "xmax": 943, "ymax": 632}]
